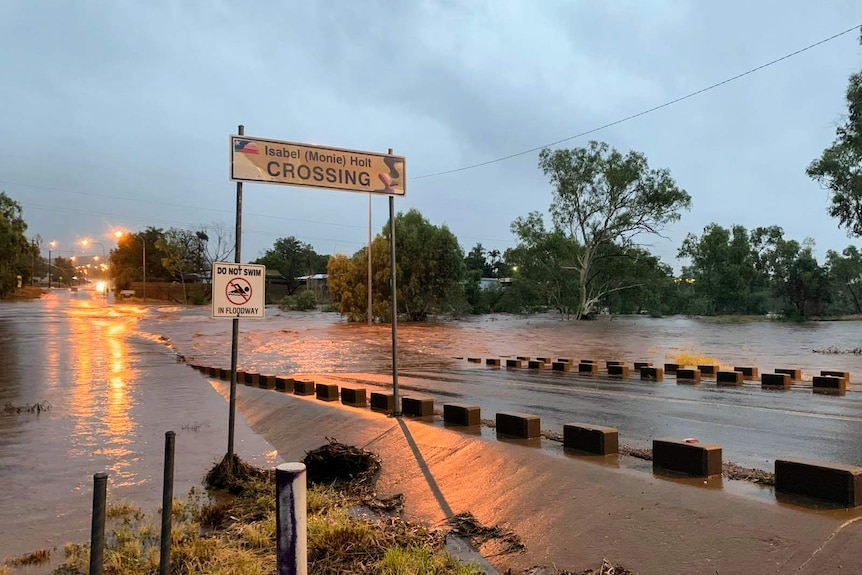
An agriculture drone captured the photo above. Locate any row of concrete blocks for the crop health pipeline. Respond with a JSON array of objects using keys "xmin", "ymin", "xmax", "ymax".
[
  {"xmin": 191, "ymin": 364, "xmax": 861, "ymax": 507},
  {"xmin": 494, "ymin": 413, "xmax": 862, "ymax": 508},
  {"xmin": 472, "ymin": 357, "xmax": 851, "ymax": 392}
]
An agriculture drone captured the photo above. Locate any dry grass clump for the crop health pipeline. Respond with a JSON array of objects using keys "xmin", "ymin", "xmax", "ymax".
[
  {"xmin": 51, "ymin": 442, "xmax": 482, "ymax": 575},
  {"xmin": 521, "ymin": 558, "xmax": 640, "ymax": 574},
  {"xmin": 448, "ymin": 512, "xmax": 524, "ymax": 557},
  {"xmin": 4, "ymin": 548, "xmax": 52, "ymax": 567}
]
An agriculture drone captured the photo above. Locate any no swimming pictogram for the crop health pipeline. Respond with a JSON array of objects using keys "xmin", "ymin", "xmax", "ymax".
[{"xmin": 226, "ymin": 277, "xmax": 252, "ymax": 305}]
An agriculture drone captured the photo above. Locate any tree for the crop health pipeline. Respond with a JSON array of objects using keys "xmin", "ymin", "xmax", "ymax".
[
  {"xmin": 538, "ymin": 141, "xmax": 691, "ymax": 319},
  {"xmin": 109, "ymin": 227, "xmax": 169, "ymax": 290},
  {"xmin": 826, "ymin": 246, "xmax": 862, "ymax": 314},
  {"xmin": 327, "ymin": 236, "xmax": 391, "ymax": 322},
  {"xmin": 750, "ymin": 227, "xmax": 830, "ymax": 318},
  {"xmin": 0, "ymin": 192, "xmax": 34, "ymax": 297},
  {"xmin": 507, "ymin": 212, "xmax": 579, "ymax": 316},
  {"xmin": 156, "ymin": 228, "xmax": 201, "ymax": 304},
  {"xmin": 254, "ymin": 236, "xmax": 328, "ymax": 295},
  {"xmin": 678, "ymin": 223, "xmax": 765, "ymax": 315},
  {"xmin": 327, "ymin": 209, "xmax": 465, "ymax": 322},
  {"xmin": 807, "ymin": 30, "xmax": 862, "ymax": 235}
]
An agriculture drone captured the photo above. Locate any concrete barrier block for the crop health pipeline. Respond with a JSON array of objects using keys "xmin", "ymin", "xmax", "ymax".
[
  {"xmin": 775, "ymin": 368, "xmax": 802, "ymax": 381},
  {"xmin": 606, "ymin": 360, "xmax": 622, "ymax": 368},
  {"xmin": 496, "ymin": 412, "xmax": 541, "ymax": 439},
  {"xmin": 341, "ymin": 387, "xmax": 366, "ymax": 407},
  {"xmin": 315, "ymin": 383, "xmax": 339, "ymax": 402},
  {"xmin": 578, "ymin": 362, "xmax": 598, "ymax": 375},
  {"xmin": 653, "ymin": 438, "xmax": 722, "ymax": 477},
  {"xmin": 516, "ymin": 356, "xmax": 531, "ymax": 361},
  {"xmin": 716, "ymin": 370, "xmax": 744, "ymax": 386},
  {"xmin": 443, "ymin": 403, "xmax": 481, "ymax": 426},
  {"xmin": 775, "ymin": 457, "xmax": 862, "ymax": 507},
  {"xmin": 813, "ymin": 376, "xmax": 846, "ymax": 391},
  {"xmin": 527, "ymin": 360, "xmax": 545, "ymax": 369},
  {"xmin": 486, "ymin": 358, "xmax": 501, "ymax": 367},
  {"xmin": 293, "ymin": 379, "xmax": 316, "ymax": 396},
  {"xmin": 698, "ymin": 365, "xmax": 718, "ymax": 377},
  {"xmin": 607, "ymin": 364, "xmax": 630, "ymax": 378},
  {"xmin": 245, "ymin": 372, "xmax": 260, "ymax": 387},
  {"xmin": 467, "ymin": 357, "xmax": 482, "ymax": 363},
  {"xmin": 536, "ymin": 357, "xmax": 552, "ymax": 363},
  {"xmin": 370, "ymin": 392, "xmax": 394, "ymax": 413},
  {"xmin": 664, "ymin": 363, "xmax": 681, "ymax": 374},
  {"xmin": 506, "ymin": 359, "xmax": 524, "ymax": 368},
  {"xmin": 563, "ymin": 423, "xmax": 619, "ymax": 455},
  {"xmin": 219, "ymin": 368, "xmax": 231, "ymax": 380},
  {"xmin": 676, "ymin": 368, "xmax": 701, "ymax": 383},
  {"xmin": 236, "ymin": 370, "xmax": 248, "ymax": 384},
  {"xmin": 275, "ymin": 376, "xmax": 295, "ymax": 392},
  {"xmin": 640, "ymin": 367, "xmax": 663, "ymax": 381},
  {"xmin": 557, "ymin": 358, "xmax": 573, "ymax": 364},
  {"xmin": 734, "ymin": 366, "xmax": 759, "ymax": 380},
  {"xmin": 402, "ymin": 397, "xmax": 434, "ymax": 417},
  {"xmin": 259, "ymin": 374, "xmax": 277, "ymax": 389},
  {"xmin": 821, "ymin": 370, "xmax": 851, "ymax": 383},
  {"xmin": 762, "ymin": 373, "xmax": 791, "ymax": 390},
  {"xmin": 580, "ymin": 359, "xmax": 596, "ymax": 365},
  {"xmin": 552, "ymin": 361, "xmax": 572, "ymax": 372},
  {"xmin": 634, "ymin": 362, "xmax": 653, "ymax": 370}
]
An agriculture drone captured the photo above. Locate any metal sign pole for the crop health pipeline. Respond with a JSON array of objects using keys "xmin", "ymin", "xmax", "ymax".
[
  {"xmin": 367, "ymin": 194, "xmax": 372, "ymax": 326},
  {"xmin": 227, "ymin": 123, "xmax": 244, "ymax": 461},
  {"xmin": 389, "ymin": 147, "xmax": 399, "ymax": 415}
]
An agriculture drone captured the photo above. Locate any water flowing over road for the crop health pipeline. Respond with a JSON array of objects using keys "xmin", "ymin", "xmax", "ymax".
[{"xmin": 2, "ymin": 289, "xmax": 862, "ymax": 561}]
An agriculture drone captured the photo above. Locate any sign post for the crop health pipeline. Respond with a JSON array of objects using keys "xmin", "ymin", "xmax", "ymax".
[{"xmin": 228, "ymin": 133, "xmax": 406, "ymax": 417}]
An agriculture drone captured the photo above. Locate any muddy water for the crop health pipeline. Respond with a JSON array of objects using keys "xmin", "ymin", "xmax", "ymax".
[
  {"xmin": 136, "ymin": 305, "xmax": 862, "ymax": 471},
  {"xmin": 2, "ymin": 292, "xmax": 862, "ymax": 561},
  {"xmin": 0, "ymin": 290, "xmax": 277, "ymax": 562}
]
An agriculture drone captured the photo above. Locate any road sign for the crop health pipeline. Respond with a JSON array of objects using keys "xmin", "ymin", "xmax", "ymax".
[
  {"xmin": 211, "ymin": 262, "xmax": 266, "ymax": 318},
  {"xmin": 230, "ymin": 135, "xmax": 406, "ymax": 196}
]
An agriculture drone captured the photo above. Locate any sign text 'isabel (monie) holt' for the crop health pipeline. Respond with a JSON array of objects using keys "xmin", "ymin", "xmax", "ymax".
[{"xmin": 230, "ymin": 135, "xmax": 406, "ymax": 196}]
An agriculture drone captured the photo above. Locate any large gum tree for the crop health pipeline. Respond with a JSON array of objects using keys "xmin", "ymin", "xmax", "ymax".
[
  {"xmin": 539, "ymin": 141, "xmax": 691, "ymax": 319},
  {"xmin": 807, "ymin": 30, "xmax": 862, "ymax": 235}
]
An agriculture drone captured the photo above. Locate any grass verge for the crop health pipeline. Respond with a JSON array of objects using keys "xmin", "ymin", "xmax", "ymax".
[{"xmin": 47, "ymin": 442, "xmax": 485, "ymax": 575}]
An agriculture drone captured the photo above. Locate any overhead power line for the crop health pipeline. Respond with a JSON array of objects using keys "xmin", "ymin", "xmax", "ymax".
[{"xmin": 415, "ymin": 23, "xmax": 862, "ymax": 180}]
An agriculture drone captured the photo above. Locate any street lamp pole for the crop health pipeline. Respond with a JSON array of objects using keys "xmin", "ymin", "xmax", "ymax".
[
  {"xmin": 143, "ymin": 241, "xmax": 146, "ymax": 302},
  {"xmin": 47, "ymin": 240, "xmax": 56, "ymax": 289}
]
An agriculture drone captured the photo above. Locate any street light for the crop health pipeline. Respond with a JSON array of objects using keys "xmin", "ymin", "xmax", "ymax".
[
  {"xmin": 47, "ymin": 240, "xmax": 56, "ymax": 288},
  {"xmin": 80, "ymin": 239, "xmax": 107, "ymax": 281}
]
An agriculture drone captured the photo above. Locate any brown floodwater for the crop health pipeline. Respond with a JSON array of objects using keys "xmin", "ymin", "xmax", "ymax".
[{"xmin": 2, "ymin": 289, "xmax": 862, "ymax": 562}]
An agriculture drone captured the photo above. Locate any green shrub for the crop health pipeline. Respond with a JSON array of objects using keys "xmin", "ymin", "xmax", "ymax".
[{"xmin": 278, "ymin": 290, "xmax": 317, "ymax": 311}]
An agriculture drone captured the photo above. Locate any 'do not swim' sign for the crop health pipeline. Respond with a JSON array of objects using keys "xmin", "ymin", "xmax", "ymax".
[{"xmin": 211, "ymin": 262, "xmax": 266, "ymax": 319}]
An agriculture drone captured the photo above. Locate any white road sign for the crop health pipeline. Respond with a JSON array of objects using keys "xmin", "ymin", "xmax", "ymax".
[
  {"xmin": 211, "ymin": 262, "xmax": 266, "ymax": 318},
  {"xmin": 230, "ymin": 135, "xmax": 406, "ymax": 196}
]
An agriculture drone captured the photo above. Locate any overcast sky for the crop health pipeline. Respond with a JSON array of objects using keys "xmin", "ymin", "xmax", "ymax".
[{"xmin": 2, "ymin": 2, "xmax": 861, "ymax": 272}]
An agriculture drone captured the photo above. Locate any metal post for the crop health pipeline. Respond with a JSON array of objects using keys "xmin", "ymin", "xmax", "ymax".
[
  {"xmin": 367, "ymin": 193, "xmax": 372, "ymax": 326},
  {"xmin": 142, "ymin": 242, "xmax": 147, "ymax": 302},
  {"xmin": 47, "ymin": 249, "xmax": 52, "ymax": 289},
  {"xmin": 89, "ymin": 472, "xmax": 107, "ymax": 575},
  {"xmin": 389, "ymin": 186, "xmax": 400, "ymax": 416},
  {"xmin": 228, "ymin": 124, "xmax": 244, "ymax": 460},
  {"xmin": 159, "ymin": 431, "xmax": 175, "ymax": 575},
  {"xmin": 276, "ymin": 463, "xmax": 307, "ymax": 575}
]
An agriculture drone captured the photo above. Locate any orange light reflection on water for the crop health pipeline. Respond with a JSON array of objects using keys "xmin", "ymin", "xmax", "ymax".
[{"xmin": 67, "ymin": 300, "xmax": 139, "ymax": 486}]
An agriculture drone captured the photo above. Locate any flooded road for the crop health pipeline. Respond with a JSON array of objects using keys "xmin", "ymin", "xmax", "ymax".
[
  {"xmin": 2, "ymin": 292, "xmax": 862, "ymax": 561},
  {"xmin": 0, "ymin": 290, "xmax": 277, "ymax": 562}
]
